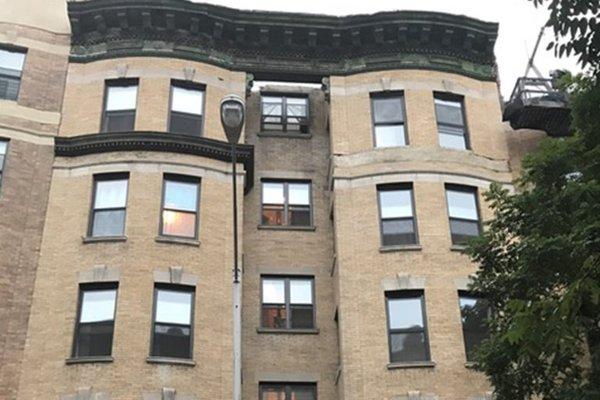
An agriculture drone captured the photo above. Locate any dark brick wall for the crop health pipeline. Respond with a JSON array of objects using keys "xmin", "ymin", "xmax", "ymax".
[
  {"xmin": 0, "ymin": 139, "xmax": 54, "ymax": 400},
  {"xmin": 18, "ymin": 48, "xmax": 68, "ymax": 112},
  {"xmin": 242, "ymin": 88, "xmax": 339, "ymax": 400}
]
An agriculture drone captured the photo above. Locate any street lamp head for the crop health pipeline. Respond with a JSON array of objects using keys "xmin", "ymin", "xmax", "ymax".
[{"xmin": 220, "ymin": 94, "xmax": 245, "ymax": 145}]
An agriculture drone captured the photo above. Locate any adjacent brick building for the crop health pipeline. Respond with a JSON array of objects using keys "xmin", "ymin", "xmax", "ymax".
[{"xmin": 0, "ymin": 1, "xmax": 547, "ymax": 399}]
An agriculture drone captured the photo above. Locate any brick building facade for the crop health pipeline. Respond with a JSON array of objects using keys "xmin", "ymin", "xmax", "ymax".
[{"xmin": 0, "ymin": 1, "xmax": 546, "ymax": 399}]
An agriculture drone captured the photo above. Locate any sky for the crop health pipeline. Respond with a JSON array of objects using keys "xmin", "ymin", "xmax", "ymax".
[{"xmin": 192, "ymin": 0, "xmax": 582, "ymax": 98}]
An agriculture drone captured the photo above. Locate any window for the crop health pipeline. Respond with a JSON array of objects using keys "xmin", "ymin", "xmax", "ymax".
[
  {"xmin": 445, "ymin": 185, "xmax": 481, "ymax": 245},
  {"xmin": 260, "ymin": 383, "xmax": 316, "ymax": 400},
  {"xmin": 168, "ymin": 81, "xmax": 205, "ymax": 136},
  {"xmin": 0, "ymin": 140, "xmax": 7, "ymax": 190},
  {"xmin": 261, "ymin": 181, "xmax": 311, "ymax": 227},
  {"xmin": 261, "ymin": 276, "xmax": 315, "ymax": 330},
  {"xmin": 102, "ymin": 79, "xmax": 138, "ymax": 132},
  {"xmin": 160, "ymin": 174, "xmax": 200, "ymax": 239},
  {"xmin": 371, "ymin": 93, "xmax": 407, "ymax": 147},
  {"xmin": 261, "ymin": 95, "xmax": 309, "ymax": 133},
  {"xmin": 434, "ymin": 93, "xmax": 469, "ymax": 150},
  {"xmin": 378, "ymin": 184, "xmax": 417, "ymax": 246},
  {"xmin": 72, "ymin": 283, "xmax": 118, "ymax": 358},
  {"xmin": 385, "ymin": 291, "xmax": 430, "ymax": 363},
  {"xmin": 89, "ymin": 174, "xmax": 129, "ymax": 237},
  {"xmin": 459, "ymin": 293, "xmax": 491, "ymax": 362},
  {"xmin": 0, "ymin": 47, "xmax": 25, "ymax": 100},
  {"xmin": 151, "ymin": 284, "xmax": 194, "ymax": 359}
]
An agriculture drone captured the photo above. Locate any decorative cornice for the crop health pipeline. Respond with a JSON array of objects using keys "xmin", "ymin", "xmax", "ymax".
[
  {"xmin": 68, "ymin": 0, "xmax": 499, "ymax": 81},
  {"xmin": 54, "ymin": 132, "xmax": 254, "ymax": 192}
]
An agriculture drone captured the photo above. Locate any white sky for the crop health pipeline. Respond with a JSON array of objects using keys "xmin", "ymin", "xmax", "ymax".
[{"xmin": 194, "ymin": 0, "xmax": 582, "ymax": 98}]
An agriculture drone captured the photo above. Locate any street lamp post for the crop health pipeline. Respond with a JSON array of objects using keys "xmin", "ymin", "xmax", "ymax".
[{"xmin": 220, "ymin": 94, "xmax": 245, "ymax": 400}]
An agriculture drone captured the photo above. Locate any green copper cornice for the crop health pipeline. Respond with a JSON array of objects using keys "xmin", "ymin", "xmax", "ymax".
[{"xmin": 68, "ymin": 0, "xmax": 499, "ymax": 81}]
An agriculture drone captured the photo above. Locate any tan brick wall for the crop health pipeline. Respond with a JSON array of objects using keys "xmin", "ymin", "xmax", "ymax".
[
  {"xmin": 242, "ymin": 88, "xmax": 339, "ymax": 400},
  {"xmin": 16, "ymin": 152, "xmax": 242, "ymax": 400},
  {"xmin": 59, "ymin": 58, "xmax": 246, "ymax": 141},
  {"xmin": 329, "ymin": 70, "xmax": 517, "ymax": 400}
]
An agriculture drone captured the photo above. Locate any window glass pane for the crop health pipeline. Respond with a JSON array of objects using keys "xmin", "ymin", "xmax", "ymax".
[
  {"xmin": 162, "ymin": 210, "xmax": 196, "ymax": 238},
  {"xmin": 450, "ymin": 219, "xmax": 480, "ymax": 244},
  {"xmin": 171, "ymin": 86, "xmax": 203, "ymax": 115},
  {"xmin": 104, "ymin": 112, "xmax": 135, "ymax": 132},
  {"xmin": 290, "ymin": 305, "xmax": 314, "ymax": 329},
  {"xmin": 291, "ymin": 386, "xmax": 317, "ymax": 400},
  {"xmin": 447, "ymin": 189, "xmax": 478, "ymax": 220},
  {"xmin": 0, "ymin": 141, "xmax": 7, "ymax": 155},
  {"xmin": 0, "ymin": 49, "xmax": 25, "ymax": 72},
  {"xmin": 80, "ymin": 290, "xmax": 116, "ymax": 323},
  {"xmin": 435, "ymin": 98, "xmax": 464, "ymax": 125},
  {"xmin": 262, "ymin": 97, "xmax": 283, "ymax": 116},
  {"xmin": 164, "ymin": 180, "xmax": 198, "ymax": 211},
  {"xmin": 0, "ymin": 155, "xmax": 4, "ymax": 170},
  {"xmin": 380, "ymin": 190, "xmax": 412, "ymax": 218},
  {"xmin": 75, "ymin": 320, "xmax": 114, "ymax": 357},
  {"xmin": 261, "ymin": 387, "xmax": 285, "ymax": 400},
  {"xmin": 106, "ymin": 85, "xmax": 137, "ymax": 111},
  {"xmin": 288, "ymin": 183, "xmax": 310, "ymax": 205},
  {"xmin": 390, "ymin": 332, "xmax": 428, "ymax": 362},
  {"xmin": 373, "ymin": 97, "xmax": 403, "ymax": 123},
  {"xmin": 262, "ymin": 182, "xmax": 284, "ymax": 204},
  {"xmin": 287, "ymin": 98, "xmax": 307, "ymax": 117},
  {"xmin": 152, "ymin": 324, "xmax": 191, "ymax": 358},
  {"xmin": 155, "ymin": 290, "xmax": 192, "ymax": 325},
  {"xmin": 262, "ymin": 305, "xmax": 286, "ymax": 328},
  {"xmin": 262, "ymin": 279, "xmax": 285, "ymax": 303},
  {"xmin": 286, "ymin": 97, "xmax": 307, "ymax": 105},
  {"xmin": 92, "ymin": 209, "xmax": 125, "ymax": 237},
  {"xmin": 439, "ymin": 131, "xmax": 466, "ymax": 150},
  {"xmin": 262, "ymin": 206, "xmax": 284, "ymax": 226},
  {"xmin": 288, "ymin": 206, "xmax": 311, "ymax": 226},
  {"xmin": 381, "ymin": 219, "xmax": 416, "ymax": 246},
  {"xmin": 95, "ymin": 179, "xmax": 127, "ymax": 209},
  {"xmin": 290, "ymin": 280, "xmax": 312, "ymax": 304},
  {"xmin": 375, "ymin": 125, "xmax": 406, "ymax": 147},
  {"xmin": 169, "ymin": 113, "xmax": 203, "ymax": 136},
  {"xmin": 460, "ymin": 297, "xmax": 489, "ymax": 329},
  {"xmin": 388, "ymin": 297, "xmax": 424, "ymax": 329},
  {"xmin": 460, "ymin": 296, "xmax": 490, "ymax": 361}
]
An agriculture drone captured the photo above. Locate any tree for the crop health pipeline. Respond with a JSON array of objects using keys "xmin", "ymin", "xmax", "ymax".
[
  {"xmin": 530, "ymin": 0, "xmax": 600, "ymax": 75},
  {"xmin": 467, "ymin": 68, "xmax": 600, "ymax": 400},
  {"xmin": 467, "ymin": 2, "xmax": 600, "ymax": 397},
  {"xmin": 467, "ymin": 72, "xmax": 600, "ymax": 399}
]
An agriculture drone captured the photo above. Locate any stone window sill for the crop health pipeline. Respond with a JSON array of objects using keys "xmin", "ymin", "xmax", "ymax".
[
  {"xmin": 387, "ymin": 361, "xmax": 436, "ymax": 370},
  {"xmin": 146, "ymin": 356, "xmax": 196, "ymax": 367},
  {"xmin": 82, "ymin": 235, "xmax": 127, "ymax": 244},
  {"xmin": 257, "ymin": 225, "xmax": 316, "ymax": 232},
  {"xmin": 155, "ymin": 236, "xmax": 200, "ymax": 247},
  {"xmin": 65, "ymin": 356, "xmax": 114, "ymax": 365},
  {"xmin": 258, "ymin": 131, "xmax": 312, "ymax": 139},
  {"xmin": 450, "ymin": 244, "xmax": 468, "ymax": 252},
  {"xmin": 256, "ymin": 327, "xmax": 320, "ymax": 335},
  {"xmin": 379, "ymin": 244, "xmax": 422, "ymax": 253}
]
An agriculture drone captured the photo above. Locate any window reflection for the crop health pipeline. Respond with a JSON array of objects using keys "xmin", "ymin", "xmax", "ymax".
[{"xmin": 161, "ymin": 175, "xmax": 200, "ymax": 239}]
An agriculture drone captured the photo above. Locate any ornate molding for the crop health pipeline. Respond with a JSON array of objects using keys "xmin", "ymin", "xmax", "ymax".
[
  {"xmin": 54, "ymin": 132, "xmax": 255, "ymax": 193},
  {"xmin": 68, "ymin": 0, "xmax": 498, "ymax": 81}
]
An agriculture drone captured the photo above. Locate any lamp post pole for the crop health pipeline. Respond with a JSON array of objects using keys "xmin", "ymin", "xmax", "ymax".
[
  {"xmin": 220, "ymin": 95, "xmax": 245, "ymax": 400},
  {"xmin": 232, "ymin": 141, "xmax": 239, "ymax": 283}
]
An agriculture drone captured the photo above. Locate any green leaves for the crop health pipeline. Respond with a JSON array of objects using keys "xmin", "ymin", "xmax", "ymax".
[
  {"xmin": 529, "ymin": 0, "xmax": 600, "ymax": 75},
  {"xmin": 468, "ymin": 75, "xmax": 600, "ymax": 398}
]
